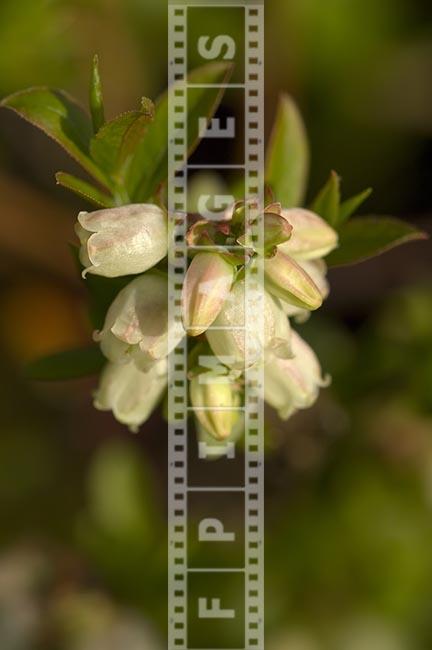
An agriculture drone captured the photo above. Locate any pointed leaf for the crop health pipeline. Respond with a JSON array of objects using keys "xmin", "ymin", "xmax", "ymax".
[
  {"xmin": 90, "ymin": 110, "xmax": 149, "ymax": 178},
  {"xmin": 311, "ymin": 171, "xmax": 341, "ymax": 226},
  {"xmin": 339, "ymin": 187, "xmax": 373, "ymax": 224},
  {"xmin": 116, "ymin": 101, "xmax": 156, "ymax": 183},
  {"xmin": 1, "ymin": 87, "xmax": 109, "ymax": 187},
  {"xmin": 265, "ymin": 94, "xmax": 310, "ymax": 208},
  {"xmin": 326, "ymin": 216, "xmax": 428, "ymax": 267},
  {"xmin": 56, "ymin": 172, "xmax": 114, "ymax": 207},
  {"xmin": 89, "ymin": 54, "xmax": 105, "ymax": 133},
  {"xmin": 89, "ymin": 100, "xmax": 154, "ymax": 200},
  {"xmin": 26, "ymin": 346, "xmax": 105, "ymax": 381},
  {"xmin": 127, "ymin": 63, "xmax": 232, "ymax": 202}
]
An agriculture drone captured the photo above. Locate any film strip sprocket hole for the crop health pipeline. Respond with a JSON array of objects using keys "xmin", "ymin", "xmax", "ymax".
[{"xmin": 168, "ymin": 4, "xmax": 264, "ymax": 649}]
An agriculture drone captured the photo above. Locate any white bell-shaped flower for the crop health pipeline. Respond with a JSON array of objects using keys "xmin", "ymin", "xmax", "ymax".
[
  {"xmin": 95, "ymin": 272, "xmax": 184, "ymax": 369},
  {"xmin": 206, "ymin": 280, "xmax": 292, "ymax": 371},
  {"xmin": 94, "ymin": 358, "xmax": 167, "ymax": 432},
  {"xmin": 264, "ymin": 329, "xmax": 329, "ymax": 420},
  {"xmin": 75, "ymin": 203, "xmax": 167, "ymax": 277},
  {"xmin": 278, "ymin": 208, "xmax": 338, "ymax": 260}
]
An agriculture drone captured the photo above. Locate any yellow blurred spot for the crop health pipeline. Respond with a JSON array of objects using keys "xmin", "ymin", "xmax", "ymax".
[{"xmin": 0, "ymin": 281, "xmax": 92, "ymax": 364}]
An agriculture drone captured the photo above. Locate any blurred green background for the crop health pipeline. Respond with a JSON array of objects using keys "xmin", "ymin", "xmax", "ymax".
[{"xmin": 0, "ymin": 0, "xmax": 431, "ymax": 648}]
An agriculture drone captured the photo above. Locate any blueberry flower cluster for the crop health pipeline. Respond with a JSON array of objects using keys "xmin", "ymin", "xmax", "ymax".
[{"xmin": 76, "ymin": 201, "xmax": 338, "ymax": 437}]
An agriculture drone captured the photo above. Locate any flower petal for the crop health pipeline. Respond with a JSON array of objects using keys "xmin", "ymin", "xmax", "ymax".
[{"xmin": 279, "ymin": 208, "xmax": 338, "ymax": 260}]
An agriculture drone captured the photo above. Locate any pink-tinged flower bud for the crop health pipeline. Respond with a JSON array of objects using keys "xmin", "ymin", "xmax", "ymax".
[
  {"xmin": 75, "ymin": 203, "xmax": 167, "ymax": 277},
  {"xmin": 190, "ymin": 373, "xmax": 241, "ymax": 440},
  {"xmin": 264, "ymin": 330, "xmax": 330, "ymax": 420},
  {"xmin": 278, "ymin": 208, "xmax": 338, "ymax": 260},
  {"xmin": 182, "ymin": 253, "xmax": 234, "ymax": 336},
  {"xmin": 265, "ymin": 249, "xmax": 323, "ymax": 311},
  {"xmin": 94, "ymin": 358, "xmax": 167, "ymax": 432},
  {"xmin": 281, "ymin": 260, "xmax": 329, "ymax": 320},
  {"xmin": 206, "ymin": 281, "xmax": 292, "ymax": 371},
  {"xmin": 95, "ymin": 272, "xmax": 184, "ymax": 368}
]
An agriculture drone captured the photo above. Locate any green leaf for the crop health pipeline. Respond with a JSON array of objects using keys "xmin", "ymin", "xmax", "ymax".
[
  {"xmin": 116, "ymin": 101, "xmax": 155, "ymax": 184},
  {"xmin": 338, "ymin": 187, "xmax": 373, "ymax": 224},
  {"xmin": 89, "ymin": 100, "xmax": 154, "ymax": 197},
  {"xmin": 127, "ymin": 62, "xmax": 232, "ymax": 202},
  {"xmin": 56, "ymin": 172, "xmax": 114, "ymax": 207},
  {"xmin": 90, "ymin": 111, "xmax": 146, "ymax": 177},
  {"xmin": 89, "ymin": 54, "xmax": 105, "ymax": 133},
  {"xmin": 1, "ymin": 87, "xmax": 109, "ymax": 188},
  {"xmin": 265, "ymin": 94, "xmax": 310, "ymax": 208},
  {"xmin": 26, "ymin": 346, "xmax": 105, "ymax": 381},
  {"xmin": 326, "ymin": 216, "xmax": 428, "ymax": 267},
  {"xmin": 311, "ymin": 171, "xmax": 341, "ymax": 226}
]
